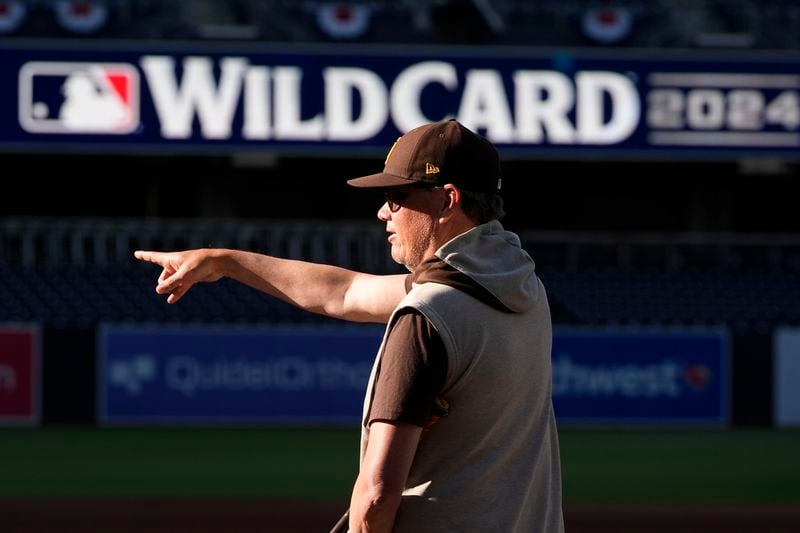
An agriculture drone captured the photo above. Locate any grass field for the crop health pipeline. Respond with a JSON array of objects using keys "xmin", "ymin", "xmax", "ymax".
[{"xmin": 1, "ymin": 428, "xmax": 798, "ymax": 504}]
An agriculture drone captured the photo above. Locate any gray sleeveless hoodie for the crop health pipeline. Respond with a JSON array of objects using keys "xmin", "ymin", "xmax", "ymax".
[{"xmin": 361, "ymin": 220, "xmax": 564, "ymax": 532}]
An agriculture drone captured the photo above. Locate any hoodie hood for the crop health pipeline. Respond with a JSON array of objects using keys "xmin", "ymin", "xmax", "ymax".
[{"xmin": 417, "ymin": 220, "xmax": 540, "ymax": 313}]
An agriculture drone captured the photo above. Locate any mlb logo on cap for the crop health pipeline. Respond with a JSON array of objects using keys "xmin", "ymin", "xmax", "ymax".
[{"xmin": 18, "ymin": 61, "xmax": 140, "ymax": 134}]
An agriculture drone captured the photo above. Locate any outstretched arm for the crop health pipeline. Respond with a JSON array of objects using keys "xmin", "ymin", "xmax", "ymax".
[{"xmin": 134, "ymin": 248, "xmax": 407, "ymax": 323}]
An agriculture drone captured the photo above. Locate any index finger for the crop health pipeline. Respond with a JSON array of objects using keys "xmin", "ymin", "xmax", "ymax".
[{"xmin": 134, "ymin": 250, "xmax": 165, "ymax": 264}]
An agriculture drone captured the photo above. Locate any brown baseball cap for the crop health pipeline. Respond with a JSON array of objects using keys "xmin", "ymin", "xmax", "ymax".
[{"xmin": 347, "ymin": 119, "xmax": 502, "ymax": 193}]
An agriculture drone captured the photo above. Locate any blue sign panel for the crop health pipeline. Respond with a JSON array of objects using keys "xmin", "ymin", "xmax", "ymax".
[
  {"xmin": 2, "ymin": 41, "xmax": 800, "ymax": 157},
  {"xmin": 98, "ymin": 325, "xmax": 383, "ymax": 425},
  {"xmin": 552, "ymin": 327, "xmax": 730, "ymax": 426},
  {"xmin": 100, "ymin": 325, "xmax": 728, "ymax": 427}
]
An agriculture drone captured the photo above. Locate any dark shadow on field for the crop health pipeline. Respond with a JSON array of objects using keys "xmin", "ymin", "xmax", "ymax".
[
  {"xmin": 0, "ymin": 500, "xmax": 347, "ymax": 533},
  {"xmin": 1, "ymin": 501, "xmax": 799, "ymax": 532}
]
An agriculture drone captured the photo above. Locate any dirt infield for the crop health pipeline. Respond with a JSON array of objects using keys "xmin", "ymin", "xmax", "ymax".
[
  {"xmin": 566, "ymin": 503, "xmax": 800, "ymax": 533},
  {"xmin": 2, "ymin": 500, "xmax": 800, "ymax": 532}
]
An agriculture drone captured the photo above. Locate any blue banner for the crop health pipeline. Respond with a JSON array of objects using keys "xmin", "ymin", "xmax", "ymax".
[
  {"xmin": 2, "ymin": 41, "xmax": 800, "ymax": 157},
  {"xmin": 99, "ymin": 324, "xmax": 729, "ymax": 427},
  {"xmin": 98, "ymin": 324, "xmax": 383, "ymax": 425},
  {"xmin": 552, "ymin": 327, "xmax": 730, "ymax": 426}
]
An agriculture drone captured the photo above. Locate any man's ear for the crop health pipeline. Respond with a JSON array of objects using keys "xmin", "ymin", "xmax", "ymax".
[{"xmin": 441, "ymin": 184, "xmax": 461, "ymax": 213}]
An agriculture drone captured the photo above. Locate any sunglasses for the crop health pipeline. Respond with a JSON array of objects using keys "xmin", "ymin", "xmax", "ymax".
[{"xmin": 384, "ymin": 186, "xmax": 442, "ymax": 212}]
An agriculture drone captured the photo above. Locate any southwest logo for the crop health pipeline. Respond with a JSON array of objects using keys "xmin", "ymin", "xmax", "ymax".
[
  {"xmin": 18, "ymin": 61, "xmax": 140, "ymax": 134},
  {"xmin": 682, "ymin": 365, "xmax": 711, "ymax": 391}
]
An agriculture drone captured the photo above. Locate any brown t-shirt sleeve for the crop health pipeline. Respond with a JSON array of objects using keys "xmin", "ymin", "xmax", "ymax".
[{"xmin": 368, "ymin": 310, "xmax": 448, "ymax": 427}]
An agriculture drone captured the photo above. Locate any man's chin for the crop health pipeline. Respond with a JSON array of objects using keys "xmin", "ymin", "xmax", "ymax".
[{"xmin": 391, "ymin": 250, "xmax": 415, "ymax": 272}]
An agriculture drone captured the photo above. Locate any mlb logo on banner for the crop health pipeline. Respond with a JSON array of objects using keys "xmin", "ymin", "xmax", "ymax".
[
  {"xmin": 0, "ymin": 326, "xmax": 40, "ymax": 425},
  {"xmin": 18, "ymin": 61, "xmax": 140, "ymax": 134}
]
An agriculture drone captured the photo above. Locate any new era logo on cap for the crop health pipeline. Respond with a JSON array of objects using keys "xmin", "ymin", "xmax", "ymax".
[{"xmin": 348, "ymin": 119, "xmax": 502, "ymax": 193}]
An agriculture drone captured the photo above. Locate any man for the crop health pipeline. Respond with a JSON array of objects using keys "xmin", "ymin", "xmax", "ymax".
[{"xmin": 135, "ymin": 119, "xmax": 564, "ymax": 532}]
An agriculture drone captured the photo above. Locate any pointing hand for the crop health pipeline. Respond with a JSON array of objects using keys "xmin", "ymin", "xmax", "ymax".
[{"xmin": 134, "ymin": 249, "xmax": 224, "ymax": 304}]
